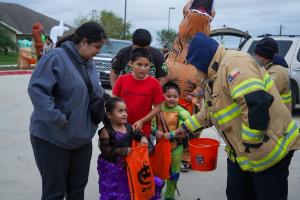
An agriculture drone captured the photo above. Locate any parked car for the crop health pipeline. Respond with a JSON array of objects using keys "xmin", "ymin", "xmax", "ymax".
[
  {"xmin": 241, "ymin": 35, "xmax": 300, "ymax": 112},
  {"xmin": 93, "ymin": 39, "xmax": 131, "ymax": 87},
  {"xmin": 210, "ymin": 27, "xmax": 251, "ymax": 50},
  {"xmin": 210, "ymin": 27, "xmax": 300, "ymax": 112}
]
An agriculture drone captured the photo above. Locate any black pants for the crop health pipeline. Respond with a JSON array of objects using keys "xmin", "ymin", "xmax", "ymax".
[
  {"xmin": 30, "ymin": 135, "xmax": 92, "ymax": 200},
  {"xmin": 226, "ymin": 151, "xmax": 294, "ymax": 200}
]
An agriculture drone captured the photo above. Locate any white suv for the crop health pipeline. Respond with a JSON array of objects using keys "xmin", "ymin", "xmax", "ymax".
[{"xmin": 241, "ymin": 35, "xmax": 300, "ymax": 111}]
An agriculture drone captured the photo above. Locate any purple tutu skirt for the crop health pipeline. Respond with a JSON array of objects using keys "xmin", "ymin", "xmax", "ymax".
[{"xmin": 97, "ymin": 155, "xmax": 131, "ymax": 200}]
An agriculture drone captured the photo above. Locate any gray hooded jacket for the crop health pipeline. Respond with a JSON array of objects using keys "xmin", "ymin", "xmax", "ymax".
[{"xmin": 28, "ymin": 41, "xmax": 104, "ymax": 149}]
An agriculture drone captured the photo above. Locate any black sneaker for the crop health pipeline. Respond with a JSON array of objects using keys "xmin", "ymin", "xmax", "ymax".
[{"xmin": 180, "ymin": 162, "xmax": 190, "ymax": 173}]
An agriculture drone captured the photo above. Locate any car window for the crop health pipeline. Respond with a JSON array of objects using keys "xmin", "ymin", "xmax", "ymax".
[
  {"xmin": 247, "ymin": 40, "xmax": 293, "ymax": 58},
  {"xmin": 297, "ymin": 47, "xmax": 300, "ymax": 62},
  {"xmin": 211, "ymin": 35, "xmax": 248, "ymax": 50},
  {"xmin": 100, "ymin": 41, "xmax": 131, "ymax": 54}
]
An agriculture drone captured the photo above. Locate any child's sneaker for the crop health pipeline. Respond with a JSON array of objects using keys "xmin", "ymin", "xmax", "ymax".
[{"xmin": 180, "ymin": 161, "xmax": 190, "ymax": 172}]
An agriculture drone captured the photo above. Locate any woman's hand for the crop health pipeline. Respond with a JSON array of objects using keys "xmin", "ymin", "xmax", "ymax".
[{"xmin": 57, "ymin": 120, "xmax": 68, "ymax": 129}]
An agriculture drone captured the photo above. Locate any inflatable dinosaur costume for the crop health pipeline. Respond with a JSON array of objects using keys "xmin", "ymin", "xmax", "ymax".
[
  {"xmin": 166, "ymin": 0, "xmax": 215, "ymax": 170},
  {"xmin": 166, "ymin": 0, "xmax": 215, "ymax": 113}
]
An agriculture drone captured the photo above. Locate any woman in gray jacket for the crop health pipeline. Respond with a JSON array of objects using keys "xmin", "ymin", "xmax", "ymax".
[{"xmin": 28, "ymin": 22, "xmax": 107, "ymax": 200}]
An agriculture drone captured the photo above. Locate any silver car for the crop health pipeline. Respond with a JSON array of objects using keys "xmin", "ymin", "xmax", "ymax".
[{"xmin": 93, "ymin": 39, "xmax": 131, "ymax": 87}]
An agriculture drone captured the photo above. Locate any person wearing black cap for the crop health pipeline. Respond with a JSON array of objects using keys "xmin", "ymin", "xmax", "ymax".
[
  {"xmin": 109, "ymin": 28, "xmax": 167, "ymax": 88},
  {"xmin": 28, "ymin": 21, "xmax": 107, "ymax": 200},
  {"xmin": 175, "ymin": 33, "xmax": 300, "ymax": 200},
  {"xmin": 254, "ymin": 37, "xmax": 292, "ymax": 111}
]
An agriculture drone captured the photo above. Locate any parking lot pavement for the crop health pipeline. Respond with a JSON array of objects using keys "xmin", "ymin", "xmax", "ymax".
[{"xmin": 0, "ymin": 75, "xmax": 300, "ymax": 200}]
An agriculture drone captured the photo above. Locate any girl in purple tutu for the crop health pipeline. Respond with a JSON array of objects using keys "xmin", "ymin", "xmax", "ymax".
[{"xmin": 97, "ymin": 97, "xmax": 148, "ymax": 200}]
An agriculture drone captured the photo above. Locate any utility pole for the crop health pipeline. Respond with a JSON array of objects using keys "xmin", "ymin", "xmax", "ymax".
[
  {"xmin": 123, "ymin": 0, "xmax": 127, "ymax": 39},
  {"xmin": 279, "ymin": 24, "xmax": 283, "ymax": 35},
  {"xmin": 92, "ymin": 10, "xmax": 97, "ymax": 21},
  {"xmin": 168, "ymin": 7, "xmax": 175, "ymax": 32}
]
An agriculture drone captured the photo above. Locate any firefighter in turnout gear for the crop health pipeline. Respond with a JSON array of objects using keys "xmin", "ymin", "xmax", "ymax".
[
  {"xmin": 175, "ymin": 33, "xmax": 300, "ymax": 200},
  {"xmin": 253, "ymin": 37, "xmax": 292, "ymax": 112}
]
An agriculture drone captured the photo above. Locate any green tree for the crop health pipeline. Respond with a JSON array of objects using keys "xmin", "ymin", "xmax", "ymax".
[
  {"xmin": 0, "ymin": 29, "xmax": 16, "ymax": 55},
  {"xmin": 74, "ymin": 13, "xmax": 90, "ymax": 27},
  {"xmin": 156, "ymin": 29, "xmax": 177, "ymax": 47},
  {"xmin": 100, "ymin": 10, "xmax": 131, "ymax": 40},
  {"xmin": 73, "ymin": 10, "xmax": 132, "ymax": 40}
]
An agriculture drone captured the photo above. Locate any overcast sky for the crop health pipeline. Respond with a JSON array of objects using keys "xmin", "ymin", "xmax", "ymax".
[{"xmin": 3, "ymin": 0, "xmax": 300, "ymax": 46}]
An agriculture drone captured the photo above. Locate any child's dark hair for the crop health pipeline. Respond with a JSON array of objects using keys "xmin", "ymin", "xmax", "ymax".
[
  {"xmin": 163, "ymin": 81, "xmax": 181, "ymax": 96},
  {"xmin": 56, "ymin": 21, "xmax": 107, "ymax": 47},
  {"xmin": 132, "ymin": 29, "xmax": 152, "ymax": 46},
  {"xmin": 102, "ymin": 97, "xmax": 124, "ymax": 129},
  {"xmin": 130, "ymin": 48, "xmax": 152, "ymax": 63}
]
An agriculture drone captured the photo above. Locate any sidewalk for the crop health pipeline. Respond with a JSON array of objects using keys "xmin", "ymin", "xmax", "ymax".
[{"xmin": 0, "ymin": 75, "xmax": 299, "ymax": 200}]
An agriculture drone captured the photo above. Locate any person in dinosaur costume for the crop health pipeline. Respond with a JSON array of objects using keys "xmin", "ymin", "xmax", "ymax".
[
  {"xmin": 166, "ymin": 0, "xmax": 215, "ymax": 172},
  {"xmin": 32, "ymin": 22, "xmax": 44, "ymax": 60},
  {"xmin": 166, "ymin": 0, "xmax": 215, "ymax": 114}
]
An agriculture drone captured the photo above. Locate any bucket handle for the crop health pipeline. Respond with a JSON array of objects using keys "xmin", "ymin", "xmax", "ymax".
[
  {"xmin": 175, "ymin": 125, "xmax": 221, "ymax": 145},
  {"xmin": 199, "ymin": 126, "xmax": 221, "ymax": 145}
]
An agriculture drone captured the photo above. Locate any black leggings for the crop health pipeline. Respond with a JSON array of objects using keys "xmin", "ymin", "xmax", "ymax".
[{"xmin": 30, "ymin": 135, "xmax": 92, "ymax": 200}]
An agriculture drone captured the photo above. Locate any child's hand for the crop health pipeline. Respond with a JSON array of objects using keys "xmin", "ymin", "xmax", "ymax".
[
  {"xmin": 155, "ymin": 131, "xmax": 164, "ymax": 139},
  {"xmin": 164, "ymin": 132, "xmax": 171, "ymax": 139},
  {"xmin": 185, "ymin": 94, "xmax": 193, "ymax": 102},
  {"xmin": 140, "ymin": 136, "xmax": 148, "ymax": 146},
  {"xmin": 175, "ymin": 127, "xmax": 187, "ymax": 138},
  {"xmin": 133, "ymin": 120, "xmax": 143, "ymax": 132},
  {"xmin": 126, "ymin": 147, "xmax": 131, "ymax": 156}
]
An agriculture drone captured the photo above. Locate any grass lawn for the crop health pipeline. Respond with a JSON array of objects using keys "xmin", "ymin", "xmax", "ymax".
[
  {"xmin": 0, "ymin": 52, "xmax": 35, "ymax": 70},
  {"xmin": 0, "ymin": 52, "xmax": 18, "ymax": 65}
]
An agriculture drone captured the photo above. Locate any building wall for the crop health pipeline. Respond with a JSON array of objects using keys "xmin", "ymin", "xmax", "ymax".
[{"xmin": 0, "ymin": 23, "xmax": 17, "ymax": 43}]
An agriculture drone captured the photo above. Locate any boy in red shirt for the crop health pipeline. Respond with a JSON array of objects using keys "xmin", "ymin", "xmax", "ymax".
[{"xmin": 112, "ymin": 48, "xmax": 165, "ymax": 138}]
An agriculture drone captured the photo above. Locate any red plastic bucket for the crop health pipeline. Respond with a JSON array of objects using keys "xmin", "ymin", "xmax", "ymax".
[{"xmin": 189, "ymin": 138, "xmax": 220, "ymax": 171}]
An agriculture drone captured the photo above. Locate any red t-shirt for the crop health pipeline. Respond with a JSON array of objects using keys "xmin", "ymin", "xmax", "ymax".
[{"xmin": 113, "ymin": 74, "xmax": 164, "ymax": 137}]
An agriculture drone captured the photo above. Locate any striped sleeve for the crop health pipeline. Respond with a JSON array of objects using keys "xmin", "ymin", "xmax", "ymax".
[{"xmin": 181, "ymin": 107, "xmax": 211, "ymax": 133}]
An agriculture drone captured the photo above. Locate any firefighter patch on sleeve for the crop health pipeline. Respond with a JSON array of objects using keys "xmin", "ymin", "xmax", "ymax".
[{"xmin": 227, "ymin": 69, "xmax": 241, "ymax": 84}]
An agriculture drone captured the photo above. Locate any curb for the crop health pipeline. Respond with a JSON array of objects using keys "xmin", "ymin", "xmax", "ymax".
[{"xmin": 0, "ymin": 70, "xmax": 33, "ymax": 76}]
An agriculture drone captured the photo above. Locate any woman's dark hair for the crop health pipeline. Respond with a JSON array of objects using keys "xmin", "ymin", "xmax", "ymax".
[
  {"xmin": 102, "ymin": 97, "xmax": 124, "ymax": 130},
  {"xmin": 130, "ymin": 48, "xmax": 152, "ymax": 63},
  {"xmin": 56, "ymin": 21, "xmax": 107, "ymax": 47},
  {"xmin": 163, "ymin": 81, "xmax": 181, "ymax": 96}
]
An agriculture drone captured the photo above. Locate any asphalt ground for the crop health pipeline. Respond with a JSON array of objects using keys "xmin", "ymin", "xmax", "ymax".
[{"xmin": 0, "ymin": 75, "xmax": 299, "ymax": 200}]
